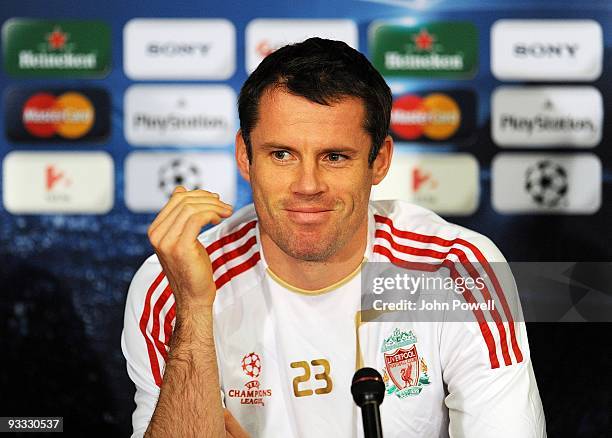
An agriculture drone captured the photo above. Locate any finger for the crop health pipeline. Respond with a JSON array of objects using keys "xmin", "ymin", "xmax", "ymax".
[
  {"xmin": 149, "ymin": 188, "xmax": 225, "ymax": 234},
  {"xmin": 150, "ymin": 199, "xmax": 232, "ymax": 242},
  {"xmin": 154, "ymin": 211, "xmax": 224, "ymax": 271},
  {"xmin": 154, "ymin": 200, "xmax": 232, "ymax": 242},
  {"xmin": 157, "ymin": 205, "xmax": 230, "ymax": 250},
  {"xmin": 224, "ymin": 409, "xmax": 250, "ymax": 438},
  {"xmin": 177, "ymin": 194, "xmax": 232, "ymax": 209},
  {"xmin": 178, "ymin": 210, "xmax": 228, "ymax": 251},
  {"xmin": 151, "ymin": 192, "xmax": 231, "ymax": 234},
  {"xmin": 149, "ymin": 194, "xmax": 232, "ymax": 238},
  {"xmin": 149, "ymin": 190, "xmax": 222, "ymax": 235}
]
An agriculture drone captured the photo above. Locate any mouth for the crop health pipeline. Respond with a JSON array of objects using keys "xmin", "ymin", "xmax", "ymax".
[{"xmin": 283, "ymin": 207, "xmax": 334, "ymax": 225}]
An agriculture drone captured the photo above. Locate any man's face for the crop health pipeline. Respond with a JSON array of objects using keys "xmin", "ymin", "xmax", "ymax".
[{"xmin": 237, "ymin": 88, "xmax": 391, "ymax": 262}]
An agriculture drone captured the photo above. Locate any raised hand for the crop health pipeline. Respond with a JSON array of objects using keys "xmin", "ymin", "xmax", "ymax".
[{"xmin": 147, "ymin": 186, "xmax": 233, "ymax": 314}]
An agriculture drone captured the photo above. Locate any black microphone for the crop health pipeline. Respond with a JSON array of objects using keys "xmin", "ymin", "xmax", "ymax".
[{"xmin": 351, "ymin": 367, "xmax": 385, "ymax": 438}]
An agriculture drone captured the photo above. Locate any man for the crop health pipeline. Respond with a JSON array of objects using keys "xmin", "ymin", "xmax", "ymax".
[{"xmin": 122, "ymin": 38, "xmax": 546, "ymax": 437}]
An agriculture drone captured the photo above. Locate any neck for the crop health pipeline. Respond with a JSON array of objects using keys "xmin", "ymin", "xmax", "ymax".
[{"xmin": 260, "ymin": 218, "xmax": 369, "ymax": 292}]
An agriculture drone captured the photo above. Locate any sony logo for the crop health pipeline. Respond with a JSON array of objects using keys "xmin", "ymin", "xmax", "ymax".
[
  {"xmin": 513, "ymin": 43, "xmax": 579, "ymax": 58},
  {"xmin": 146, "ymin": 42, "xmax": 210, "ymax": 56}
]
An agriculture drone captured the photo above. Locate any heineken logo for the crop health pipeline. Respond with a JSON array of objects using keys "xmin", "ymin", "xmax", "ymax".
[
  {"xmin": 3, "ymin": 19, "xmax": 111, "ymax": 77},
  {"xmin": 369, "ymin": 21, "xmax": 477, "ymax": 78},
  {"xmin": 17, "ymin": 26, "xmax": 97, "ymax": 70},
  {"xmin": 413, "ymin": 29, "xmax": 435, "ymax": 51},
  {"xmin": 47, "ymin": 27, "xmax": 68, "ymax": 50}
]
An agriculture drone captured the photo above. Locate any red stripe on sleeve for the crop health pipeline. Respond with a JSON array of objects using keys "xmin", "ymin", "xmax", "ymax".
[
  {"xmin": 448, "ymin": 248, "xmax": 512, "ymax": 366},
  {"xmin": 136, "ymin": 219, "xmax": 260, "ymax": 389},
  {"xmin": 215, "ymin": 252, "xmax": 261, "ymax": 290},
  {"xmin": 138, "ymin": 271, "xmax": 165, "ymax": 387},
  {"xmin": 206, "ymin": 220, "xmax": 257, "ymax": 256},
  {"xmin": 375, "ymin": 214, "xmax": 522, "ymax": 363},
  {"xmin": 456, "ymin": 239, "xmax": 523, "ymax": 363},
  {"xmin": 211, "ymin": 235, "xmax": 258, "ymax": 274},
  {"xmin": 375, "ymin": 215, "xmax": 456, "ymax": 247},
  {"xmin": 373, "ymin": 244, "xmax": 501, "ymax": 369},
  {"xmin": 164, "ymin": 304, "xmax": 176, "ymax": 347},
  {"xmin": 151, "ymin": 284, "xmax": 172, "ymax": 362}
]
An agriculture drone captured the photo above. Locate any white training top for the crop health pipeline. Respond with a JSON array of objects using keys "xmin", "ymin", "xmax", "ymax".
[{"xmin": 121, "ymin": 200, "xmax": 547, "ymax": 437}]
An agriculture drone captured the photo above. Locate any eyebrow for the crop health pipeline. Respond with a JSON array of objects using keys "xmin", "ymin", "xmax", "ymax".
[{"xmin": 258, "ymin": 142, "xmax": 361, "ymax": 154}]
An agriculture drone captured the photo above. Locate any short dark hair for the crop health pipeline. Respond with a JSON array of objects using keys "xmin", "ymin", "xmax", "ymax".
[{"xmin": 238, "ymin": 37, "xmax": 391, "ymax": 166}]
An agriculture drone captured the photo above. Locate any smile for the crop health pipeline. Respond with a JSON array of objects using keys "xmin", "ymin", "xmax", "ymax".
[{"xmin": 284, "ymin": 208, "xmax": 334, "ymax": 225}]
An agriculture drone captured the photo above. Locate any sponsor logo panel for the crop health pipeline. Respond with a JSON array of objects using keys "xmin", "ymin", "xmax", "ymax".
[
  {"xmin": 371, "ymin": 153, "xmax": 479, "ymax": 215},
  {"xmin": 390, "ymin": 90, "xmax": 476, "ymax": 142},
  {"xmin": 492, "ymin": 87, "xmax": 603, "ymax": 148},
  {"xmin": 124, "ymin": 152, "xmax": 236, "ymax": 212},
  {"xmin": 491, "ymin": 20, "xmax": 603, "ymax": 81},
  {"xmin": 2, "ymin": 19, "xmax": 111, "ymax": 78},
  {"xmin": 245, "ymin": 19, "xmax": 357, "ymax": 73},
  {"xmin": 2, "ymin": 151, "xmax": 114, "ymax": 214},
  {"xmin": 369, "ymin": 21, "xmax": 478, "ymax": 78},
  {"xmin": 124, "ymin": 85, "xmax": 236, "ymax": 146},
  {"xmin": 492, "ymin": 153, "xmax": 601, "ymax": 214},
  {"xmin": 123, "ymin": 18, "xmax": 235, "ymax": 80},
  {"xmin": 4, "ymin": 87, "xmax": 110, "ymax": 143}
]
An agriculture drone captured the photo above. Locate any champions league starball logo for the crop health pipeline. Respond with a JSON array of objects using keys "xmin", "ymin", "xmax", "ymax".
[
  {"xmin": 227, "ymin": 352, "xmax": 272, "ymax": 406},
  {"xmin": 158, "ymin": 159, "xmax": 202, "ymax": 198},
  {"xmin": 524, "ymin": 160, "xmax": 568, "ymax": 208},
  {"xmin": 241, "ymin": 352, "xmax": 262, "ymax": 379}
]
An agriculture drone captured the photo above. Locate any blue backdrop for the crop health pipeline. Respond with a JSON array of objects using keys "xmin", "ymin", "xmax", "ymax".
[{"xmin": 0, "ymin": 0, "xmax": 610, "ymax": 436}]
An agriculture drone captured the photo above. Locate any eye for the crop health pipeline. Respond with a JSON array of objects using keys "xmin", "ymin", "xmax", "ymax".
[
  {"xmin": 272, "ymin": 150, "xmax": 291, "ymax": 161},
  {"xmin": 326, "ymin": 153, "xmax": 347, "ymax": 162}
]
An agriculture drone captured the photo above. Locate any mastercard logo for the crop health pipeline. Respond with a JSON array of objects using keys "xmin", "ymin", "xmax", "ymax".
[
  {"xmin": 390, "ymin": 93, "xmax": 461, "ymax": 141},
  {"xmin": 21, "ymin": 92, "xmax": 95, "ymax": 139}
]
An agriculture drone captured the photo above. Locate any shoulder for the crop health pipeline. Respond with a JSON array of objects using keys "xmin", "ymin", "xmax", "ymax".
[
  {"xmin": 369, "ymin": 199, "xmax": 505, "ymax": 263},
  {"xmin": 122, "ymin": 204, "xmax": 261, "ymax": 390},
  {"xmin": 200, "ymin": 203, "xmax": 262, "ymax": 296},
  {"xmin": 198, "ymin": 203, "xmax": 258, "ymax": 252},
  {"xmin": 125, "ymin": 203, "xmax": 261, "ymax": 315},
  {"xmin": 370, "ymin": 201, "xmax": 526, "ymax": 369}
]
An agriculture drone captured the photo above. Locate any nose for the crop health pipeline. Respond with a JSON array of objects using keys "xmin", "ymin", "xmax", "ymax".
[{"xmin": 289, "ymin": 157, "xmax": 327, "ymax": 196}]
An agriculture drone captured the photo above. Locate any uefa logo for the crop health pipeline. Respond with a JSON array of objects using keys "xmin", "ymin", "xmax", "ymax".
[
  {"xmin": 124, "ymin": 152, "xmax": 236, "ymax": 213},
  {"xmin": 492, "ymin": 153, "xmax": 601, "ymax": 214}
]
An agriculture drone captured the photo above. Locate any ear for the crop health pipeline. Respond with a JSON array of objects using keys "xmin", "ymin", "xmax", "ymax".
[
  {"xmin": 235, "ymin": 130, "xmax": 251, "ymax": 183},
  {"xmin": 372, "ymin": 135, "xmax": 393, "ymax": 185}
]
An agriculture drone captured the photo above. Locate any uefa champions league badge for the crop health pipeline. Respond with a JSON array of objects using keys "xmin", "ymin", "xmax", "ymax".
[
  {"xmin": 227, "ymin": 352, "xmax": 272, "ymax": 406},
  {"xmin": 380, "ymin": 328, "xmax": 431, "ymax": 398}
]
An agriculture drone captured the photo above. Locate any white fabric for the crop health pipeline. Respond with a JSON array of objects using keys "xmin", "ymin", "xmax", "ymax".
[{"xmin": 121, "ymin": 200, "xmax": 546, "ymax": 437}]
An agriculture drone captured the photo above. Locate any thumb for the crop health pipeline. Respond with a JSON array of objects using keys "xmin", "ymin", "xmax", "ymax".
[{"xmin": 173, "ymin": 185, "xmax": 187, "ymax": 194}]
